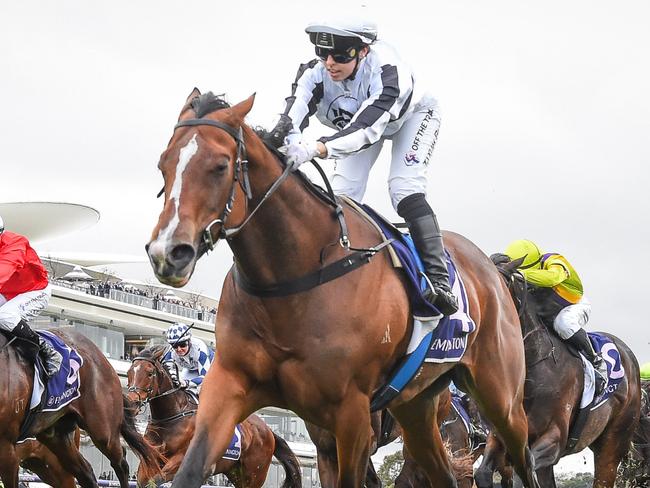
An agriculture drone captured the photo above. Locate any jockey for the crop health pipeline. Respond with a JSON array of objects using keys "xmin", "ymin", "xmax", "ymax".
[
  {"xmin": 0, "ymin": 215, "xmax": 62, "ymax": 376},
  {"xmin": 503, "ymin": 239, "xmax": 608, "ymax": 381},
  {"xmin": 162, "ymin": 322, "xmax": 214, "ymax": 394},
  {"xmin": 278, "ymin": 14, "xmax": 458, "ymax": 315}
]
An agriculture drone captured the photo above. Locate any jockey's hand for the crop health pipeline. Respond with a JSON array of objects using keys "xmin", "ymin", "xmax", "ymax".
[
  {"xmin": 279, "ymin": 139, "xmax": 321, "ymax": 170},
  {"xmin": 178, "ymin": 379, "xmax": 190, "ymax": 389},
  {"xmin": 490, "ymin": 253, "xmax": 512, "ymax": 266}
]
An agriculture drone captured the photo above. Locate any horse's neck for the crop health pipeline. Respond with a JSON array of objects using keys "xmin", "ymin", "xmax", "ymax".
[
  {"xmin": 231, "ymin": 128, "xmax": 346, "ymax": 284},
  {"xmin": 150, "ymin": 381, "xmax": 190, "ymax": 419}
]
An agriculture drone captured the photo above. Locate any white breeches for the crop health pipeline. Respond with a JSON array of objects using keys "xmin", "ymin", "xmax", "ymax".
[
  {"xmin": 553, "ymin": 295, "xmax": 591, "ymax": 340},
  {"xmin": 0, "ymin": 286, "xmax": 51, "ymax": 332},
  {"xmin": 331, "ymin": 97, "xmax": 441, "ymax": 210}
]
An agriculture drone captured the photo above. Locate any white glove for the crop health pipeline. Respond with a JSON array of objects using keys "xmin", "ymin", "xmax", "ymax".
[
  {"xmin": 279, "ymin": 139, "xmax": 320, "ymax": 170},
  {"xmin": 178, "ymin": 379, "xmax": 190, "ymax": 389}
]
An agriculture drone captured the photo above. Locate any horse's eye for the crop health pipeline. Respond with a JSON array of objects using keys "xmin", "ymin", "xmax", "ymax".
[
  {"xmin": 215, "ymin": 161, "xmax": 229, "ymax": 174},
  {"xmin": 148, "ymin": 372, "xmax": 155, "ymax": 378}
]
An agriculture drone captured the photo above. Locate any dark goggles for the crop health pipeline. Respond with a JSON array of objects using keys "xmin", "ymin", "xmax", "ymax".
[
  {"xmin": 172, "ymin": 340, "xmax": 189, "ymax": 349},
  {"xmin": 315, "ymin": 45, "xmax": 359, "ymax": 64}
]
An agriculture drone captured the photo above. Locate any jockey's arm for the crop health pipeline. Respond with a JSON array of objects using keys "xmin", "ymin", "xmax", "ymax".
[
  {"xmin": 0, "ymin": 236, "xmax": 28, "ymax": 287},
  {"xmin": 520, "ymin": 263, "xmax": 569, "ymax": 288}
]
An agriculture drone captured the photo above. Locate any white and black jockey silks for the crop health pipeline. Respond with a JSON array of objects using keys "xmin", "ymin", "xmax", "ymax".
[
  {"xmin": 283, "ymin": 40, "xmax": 433, "ymax": 160},
  {"xmin": 31, "ymin": 330, "xmax": 83, "ymax": 412},
  {"xmin": 589, "ymin": 332, "xmax": 625, "ymax": 408},
  {"xmin": 222, "ymin": 424, "xmax": 242, "ymax": 461}
]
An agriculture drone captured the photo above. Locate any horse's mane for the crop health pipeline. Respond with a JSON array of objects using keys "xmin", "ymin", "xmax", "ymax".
[
  {"xmin": 191, "ymin": 92, "xmax": 230, "ymax": 118},
  {"xmin": 189, "ymin": 91, "xmax": 343, "ymax": 213},
  {"xmin": 137, "ymin": 344, "xmax": 171, "ymax": 363}
]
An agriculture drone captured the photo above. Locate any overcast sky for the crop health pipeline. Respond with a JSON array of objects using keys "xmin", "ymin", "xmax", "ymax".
[{"xmin": 1, "ymin": 0, "xmax": 648, "ymax": 362}]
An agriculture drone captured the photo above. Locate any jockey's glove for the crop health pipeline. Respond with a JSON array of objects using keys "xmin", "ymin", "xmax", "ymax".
[
  {"xmin": 178, "ymin": 379, "xmax": 190, "ymax": 389},
  {"xmin": 279, "ymin": 139, "xmax": 320, "ymax": 170}
]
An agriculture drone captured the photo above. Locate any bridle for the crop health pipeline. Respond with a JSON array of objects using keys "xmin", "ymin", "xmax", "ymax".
[
  {"xmin": 127, "ymin": 356, "xmax": 183, "ymax": 413},
  {"xmin": 160, "ymin": 113, "xmax": 391, "ymax": 298}
]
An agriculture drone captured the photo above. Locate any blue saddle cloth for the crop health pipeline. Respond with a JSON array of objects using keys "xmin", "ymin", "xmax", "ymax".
[
  {"xmin": 223, "ymin": 424, "xmax": 242, "ymax": 461},
  {"xmin": 37, "ymin": 330, "xmax": 84, "ymax": 412},
  {"xmin": 360, "ymin": 204, "xmax": 476, "ymax": 411},
  {"xmin": 588, "ymin": 332, "xmax": 625, "ymax": 408}
]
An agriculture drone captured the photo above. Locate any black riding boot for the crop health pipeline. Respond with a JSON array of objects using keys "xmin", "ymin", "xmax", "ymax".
[
  {"xmin": 12, "ymin": 320, "xmax": 62, "ymax": 377},
  {"xmin": 397, "ymin": 193, "xmax": 458, "ymax": 316},
  {"xmin": 566, "ymin": 328, "xmax": 607, "ymax": 390}
]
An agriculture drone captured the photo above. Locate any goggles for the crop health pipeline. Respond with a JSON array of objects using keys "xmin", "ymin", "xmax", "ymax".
[
  {"xmin": 172, "ymin": 340, "xmax": 189, "ymax": 349},
  {"xmin": 315, "ymin": 45, "xmax": 359, "ymax": 64}
]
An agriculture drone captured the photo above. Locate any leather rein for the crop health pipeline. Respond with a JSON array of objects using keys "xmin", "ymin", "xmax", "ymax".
[{"xmin": 163, "ymin": 117, "xmax": 392, "ymax": 297}]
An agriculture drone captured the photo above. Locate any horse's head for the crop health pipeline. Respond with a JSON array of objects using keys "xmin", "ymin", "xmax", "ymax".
[
  {"xmin": 126, "ymin": 345, "xmax": 174, "ymax": 409},
  {"xmin": 146, "ymin": 88, "xmax": 255, "ymax": 287}
]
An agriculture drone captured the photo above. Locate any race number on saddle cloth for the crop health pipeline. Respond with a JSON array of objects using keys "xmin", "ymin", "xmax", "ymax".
[
  {"xmin": 581, "ymin": 332, "xmax": 625, "ymax": 409},
  {"xmin": 347, "ymin": 202, "xmax": 476, "ymax": 411},
  {"xmin": 18, "ymin": 330, "xmax": 83, "ymax": 442}
]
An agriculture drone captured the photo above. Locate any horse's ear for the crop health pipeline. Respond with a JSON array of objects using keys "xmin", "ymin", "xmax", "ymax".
[
  {"xmin": 229, "ymin": 93, "xmax": 256, "ymax": 123},
  {"xmin": 186, "ymin": 87, "xmax": 201, "ymax": 104},
  {"xmin": 179, "ymin": 88, "xmax": 202, "ymax": 118}
]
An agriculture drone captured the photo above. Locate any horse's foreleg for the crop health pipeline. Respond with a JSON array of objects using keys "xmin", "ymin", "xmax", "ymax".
[
  {"xmin": 474, "ymin": 434, "xmax": 503, "ymax": 488},
  {"xmin": 0, "ymin": 442, "xmax": 20, "ymax": 488},
  {"xmin": 333, "ymin": 393, "xmax": 372, "ymax": 488},
  {"xmin": 463, "ymin": 357, "xmax": 539, "ymax": 488},
  {"xmin": 172, "ymin": 369, "xmax": 255, "ymax": 488},
  {"xmin": 38, "ymin": 428, "xmax": 98, "ymax": 488},
  {"xmin": 391, "ymin": 392, "xmax": 457, "ymax": 488}
]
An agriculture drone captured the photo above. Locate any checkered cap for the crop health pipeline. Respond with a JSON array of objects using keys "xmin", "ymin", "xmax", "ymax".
[{"xmin": 166, "ymin": 322, "xmax": 192, "ymax": 344}]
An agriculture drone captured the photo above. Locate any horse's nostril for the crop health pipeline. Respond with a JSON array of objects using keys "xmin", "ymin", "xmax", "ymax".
[{"xmin": 169, "ymin": 244, "xmax": 196, "ymax": 268}]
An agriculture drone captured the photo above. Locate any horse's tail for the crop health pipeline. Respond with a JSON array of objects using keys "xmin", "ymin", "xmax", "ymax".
[
  {"xmin": 121, "ymin": 395, "xmax": 166, "ymax": 482},
  {"xmin": 445, "ymin": 442, "xmax": 475, "ymax": 484},
  {"xmin": 272, "ymin": 432, "xmax": 302, "ymax": 488}
]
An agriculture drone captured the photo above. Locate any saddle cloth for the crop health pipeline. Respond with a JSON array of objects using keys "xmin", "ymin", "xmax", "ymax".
[
  {"xmin": 344, "ymin": 200, "xmax": 476, "ymax": 411},
  {"xmin": 587, "ymin": 332, "xmax": 625, "ymax": 409},
  {"xmin": 223, "ymin": 424, "xmax": 242, "ymax": 461},
  {"xmin": 31, "ymin": 330, "xmax": 83, "ymax": 412},
  {"xmin": 18, "ymin": 331, "xmax": 83, "ymax": 443}
]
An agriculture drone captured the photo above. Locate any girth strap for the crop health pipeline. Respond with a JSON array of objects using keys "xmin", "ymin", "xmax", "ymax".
[{"xmin": 233, "ymin": 240, "xmax": 393, "ymax": 298}]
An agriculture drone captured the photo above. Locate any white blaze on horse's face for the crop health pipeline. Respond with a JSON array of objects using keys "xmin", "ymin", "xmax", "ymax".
[{"xmin": 149, "ymin": 134, "xmax": 199, "ymax": 259}]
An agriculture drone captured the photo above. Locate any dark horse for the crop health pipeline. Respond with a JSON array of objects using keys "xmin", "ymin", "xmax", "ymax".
[
  {"xmin": 0, "ymin": 329, "xmax": 163, "ymax": 488},
  {"xmin": 396, "ymin": 389, "xmax": 493, "ymax": 488},
  {"xmin": 146, "ymin": 89, "xmax": 540, "ymax": 488},
  {"xmin": 617, "ymin": 381, "xmax": 650, "ymax": 485},
  {"xmin": 17, "ymin": 434, "xmax": 80, "ymax": 488},
  {"xmin": 126, "ymin": 345, "xmax": 302, "ymax": 488},
  {"xmin": 305, "ymin": 411, "xmax": 401, "ymax": 488},
  {"xmin": 475, "ymin": 258, "xmax": 641, "ymax": 488}
]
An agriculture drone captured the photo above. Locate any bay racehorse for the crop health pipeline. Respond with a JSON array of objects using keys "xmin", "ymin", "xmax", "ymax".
[
  {"xmin": 146, "ymin": 89, "xmax": 540, "ymax": 488},
  {"xmin": 0, "ymin": 329, "xmax": 163, "ymax": 488},
  {"xmin": 127, "ymin": 345, "xmax": 302, "ymax": 488},
  {"xmin": 17, "ymin": 432, "xmax": 80, "ymax": 488},
  {"xmin": 475, "ymin": 258, "xmax": 641, "ymax": 488}
]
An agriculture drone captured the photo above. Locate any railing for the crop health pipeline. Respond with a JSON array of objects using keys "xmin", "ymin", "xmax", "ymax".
[
  {"xmin": 53, "ymin": 279, "xmax": 216, "ymax": 323},
  {"xmin": 19, "ymin": 475, "xmax": 224, "ymax": 488}
]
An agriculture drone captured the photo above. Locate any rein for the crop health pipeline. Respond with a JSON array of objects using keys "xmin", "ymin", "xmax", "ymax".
[
  {"xmin": 170, "ymin": 116, "xmax": 393, "ymax": 298},
  {"xmin": 129, "ymin": 355, "xmax": 194, "ymax": 420}
]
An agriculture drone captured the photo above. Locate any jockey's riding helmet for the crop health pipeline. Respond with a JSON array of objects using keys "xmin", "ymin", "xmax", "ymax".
[
  {"xmin": 166, "ymin": 322, "xmax": 192, "ymax": 345},
  {"xmin": 306, "ymin": 16, "xmax": 378, "ymax": 50},
  {"xmin": 505, "ymin": 239, "xmax": 543, "ymax": 269}
]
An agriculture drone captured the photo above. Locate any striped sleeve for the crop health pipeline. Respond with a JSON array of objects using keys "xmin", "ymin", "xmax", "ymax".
[
  {"xmin": 282, "ymin": 60, "xmax": 324, "ymax": 145},
  {"xmin": 320, "ymin": 63, "xmax": 414, "ymax": 159}
]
